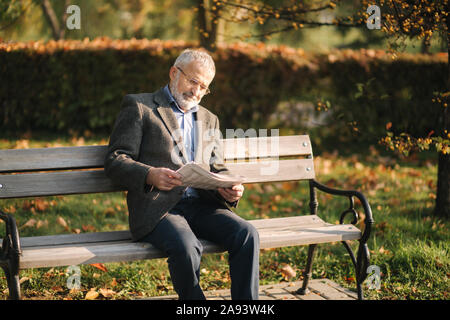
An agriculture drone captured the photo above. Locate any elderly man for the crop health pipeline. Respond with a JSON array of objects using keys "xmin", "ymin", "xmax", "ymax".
[{"xmin": 105, "ymin": 49, "xmax": 259, "ymax": 300}]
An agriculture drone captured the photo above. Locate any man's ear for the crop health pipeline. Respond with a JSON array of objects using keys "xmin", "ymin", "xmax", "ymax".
[{"xmin": 169, "ymin": 66, "xmax": 177, "ymax": 82}]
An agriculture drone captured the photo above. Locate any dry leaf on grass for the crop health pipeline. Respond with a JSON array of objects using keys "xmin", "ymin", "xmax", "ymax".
[
  {"xmin": 280, "ymin": 264, "xmax": 296, "ymax": 280},
  {"xmin": 21, "ymin": 219, "xmax": 37, "ymax": 229},
  {"xmin": 56, "ymin": 216, "xmax": 68, "ymax": 228},
  {"xmin": 90, "ymin": 263, "xmax": 108, "ymax": 272},
  {"xmin": 99, "ymin": 288, "xmax": 116, "ymax": 298},
  {"xmin": 85, "ymin": 289, "xmax": 99, "ymax": 300}
]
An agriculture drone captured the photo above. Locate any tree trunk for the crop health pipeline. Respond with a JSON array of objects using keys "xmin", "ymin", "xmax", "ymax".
[
  {"xmin": 197, "ymin": 0, "xmax": 219, "ymax": 51},
  {"xmin": 436, "ymin": 152, "xmax": 450, "ymax": 219},
  {"xmin": 434, "ymin": 31, "xmax": 450, "ymax": 219},
  {"xmin": 40, "ymin": 0, "xmax": 68, "ymax": 40}
]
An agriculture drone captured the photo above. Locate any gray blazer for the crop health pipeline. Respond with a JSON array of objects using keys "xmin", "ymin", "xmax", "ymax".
[{"xmin": 105, "ymin": 88, "xmax": 237, "ymax": 241}]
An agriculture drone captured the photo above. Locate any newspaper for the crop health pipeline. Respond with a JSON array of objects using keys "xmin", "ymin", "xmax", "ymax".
[{"xmin": 176, "ymin": 162, "xmax": 245, "ymax": 190}]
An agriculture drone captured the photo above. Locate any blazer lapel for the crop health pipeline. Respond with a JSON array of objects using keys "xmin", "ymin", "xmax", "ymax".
[{"xmin": 153, "ymin": 89, "xmax": 189, "ymax": 164}]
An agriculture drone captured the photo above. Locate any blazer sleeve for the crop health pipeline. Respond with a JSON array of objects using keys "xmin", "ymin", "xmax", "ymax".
[
  {"xmin": 104, "ymin": 95, "xmax": 153, "ymax": 193},
  {"xmin": 209, "ymin": 115, "xmax": 240, "ymax": 208}
]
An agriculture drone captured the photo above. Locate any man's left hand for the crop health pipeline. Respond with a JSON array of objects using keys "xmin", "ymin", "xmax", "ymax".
[{"xmin": 217, "ymin": 184, "xmax": 244, "ymax": 203}]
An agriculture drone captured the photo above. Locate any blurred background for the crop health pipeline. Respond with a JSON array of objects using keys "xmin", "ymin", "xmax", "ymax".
[{"xmin": 0, "ymin": 0, "xmax": 446, "ymax": 52}]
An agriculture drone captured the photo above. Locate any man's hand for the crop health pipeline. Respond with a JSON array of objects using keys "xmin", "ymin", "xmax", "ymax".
[
  {"xmin": 217, "ymin": 184, "xmax": 244, "ymax": 203},
  {"xmin": 146, "ymin": 167, "xmax": 183, "ymax": 191}
]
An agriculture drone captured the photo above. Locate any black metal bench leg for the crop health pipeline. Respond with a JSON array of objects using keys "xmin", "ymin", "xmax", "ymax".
[
  {"xmin": 296, "ymin": 243, "xmax": 317, "ymax": 295},
  {"xmin": 355, "ymin": 242, "xmax": 370, "ymax": 300},
  {"xmin": 2, "ymin": 265, "xmax": 20, "ymax": 300},
  {"xmin": 342, "ymin": 240, "xmax": 370, "ymax": 300},
  {"xmin": 0, "ymin": 210, "xmax": 22, "ymax": 300}
]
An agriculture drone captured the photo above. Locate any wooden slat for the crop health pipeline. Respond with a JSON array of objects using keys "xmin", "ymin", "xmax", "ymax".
[
  {"xmin": 0, "ymin": 135, "xmax": 312, "ymax": 173},
  {"xmin": 227, "ymin": 158, "xmax": 315, "ymax": 183},
  {"xmin": 16, "ymin": 216, "xmax": 362, "ymax": 269},
  {"xmin": 0, "ymin": 170, "xmax": 124, "ymax": 199},
  {"xmin": 223, "ymin": 135, "xmax": 312, "ymax": 160},
  {"xmin": 0, "ymin": 145, "xmax": 108, "ymax": 173},
  {"xmin": 0, "ymin": 158, "xmax": 314, "ymax": 199},
  {"xmin": 19, "ymin": 231, "xmax": 132, "ymax": 248},
  {"xmin": 17, "ymin": 216, "xmax": 324, "ymax": 248},
  {"xmin": 258, "ymin": 224, "xmax": 361, "ymax": 249},
  {"xmin": 247, "ymin": 215, "xmax": 325, "ymax": 229}
]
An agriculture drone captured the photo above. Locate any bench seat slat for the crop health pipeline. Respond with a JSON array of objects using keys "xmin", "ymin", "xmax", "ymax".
[
  {"xmin": 16, "ymin": 216, "xmax": 361, "ymax": 269},
  {"xmin": 16, "ymin": 216, "xmax": 326, "ymax": 248},
  {"xmin": 18, "ymin": 231, "xmax": 132, "ymax": 248}
]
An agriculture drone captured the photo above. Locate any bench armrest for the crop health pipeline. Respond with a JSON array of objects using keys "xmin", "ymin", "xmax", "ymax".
[{"xmin": 309, "ymin": 179, "xmax": 374, "ymax": 244}]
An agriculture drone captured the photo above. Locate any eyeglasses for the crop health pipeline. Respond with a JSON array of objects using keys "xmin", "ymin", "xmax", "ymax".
[{"xmin": 176, "ymin": 66, "xmax": 211, "ymax": 95}]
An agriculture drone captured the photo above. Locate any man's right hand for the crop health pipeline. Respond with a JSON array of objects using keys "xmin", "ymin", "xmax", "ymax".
[{"xmin": 146, "ymin": 167, "xmax": 183, "ymax": 191}]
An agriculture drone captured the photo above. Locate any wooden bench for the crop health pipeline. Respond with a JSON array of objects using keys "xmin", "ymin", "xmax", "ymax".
[{"xmin": 0, "ymin": 135, "xmax": 373, "ymax": 300}]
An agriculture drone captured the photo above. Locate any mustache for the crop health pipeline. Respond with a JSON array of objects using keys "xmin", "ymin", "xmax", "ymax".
[{"xmin": 183, "ymin": 92, "xmax": 199, "ymax": 100}]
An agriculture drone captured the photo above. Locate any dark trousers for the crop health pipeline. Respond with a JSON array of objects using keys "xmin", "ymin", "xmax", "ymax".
[{"xmin": 139, "ymin": 196, "xmax": 260, "ymax": 300}]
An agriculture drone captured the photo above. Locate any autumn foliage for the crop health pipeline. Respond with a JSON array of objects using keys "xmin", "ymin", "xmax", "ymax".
[{"xmin": 0, "ymin": 38, "xmax": 446, "ymax": 140}]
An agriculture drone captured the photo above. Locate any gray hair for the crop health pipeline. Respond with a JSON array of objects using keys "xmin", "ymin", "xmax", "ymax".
[{"xmin": 173, "ymin": 49, "xmax": 216, "ymax": 77}]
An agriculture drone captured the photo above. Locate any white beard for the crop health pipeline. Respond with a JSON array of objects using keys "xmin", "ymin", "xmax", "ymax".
[{"xmin": 169, "ymin": 75, "xmax": 201, "ymax": 111}]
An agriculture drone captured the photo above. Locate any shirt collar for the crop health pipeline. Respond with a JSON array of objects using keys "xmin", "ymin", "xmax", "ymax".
[{"xmin": 163, "ymin": 85, "xmax": 199, "ymax": 114}]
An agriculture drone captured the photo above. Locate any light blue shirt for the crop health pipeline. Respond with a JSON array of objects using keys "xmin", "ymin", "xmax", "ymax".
[{"xmin": 164, "ymin": 85, "xmax": 199, "ymax": 199}]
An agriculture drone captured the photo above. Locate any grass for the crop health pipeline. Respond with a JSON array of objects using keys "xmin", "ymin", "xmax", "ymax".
[{"xmin": 0, "ymin": 134, "xmax": 448, "ymax": 300}]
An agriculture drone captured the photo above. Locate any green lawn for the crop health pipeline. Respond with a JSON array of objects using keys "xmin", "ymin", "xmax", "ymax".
[{"xmin": 0, "ymin": 135, "xmax": 448, "ymax": 300}]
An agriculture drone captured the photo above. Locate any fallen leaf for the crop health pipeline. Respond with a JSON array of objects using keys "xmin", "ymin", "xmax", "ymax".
[
  {"xmin": 22, "ymin": 201, "xmax": 32, "ymax": 210},
  {"xmin": 201, "ymin": 268, "xmax": 209, "ymax": 275},
  {"xmin": 14, "ymin": 139, "xmax": 29, "ymax": 149},
  {"xmin": 3, "ymin": 205, "xmax": 16, "ymax": 214},
  {"xmin": 36, "ymin": 219, "xmax": 48, "ymax": 229},
  {"xmin": 56, "ymin": 216, "xmax": 68, "ymax": 228},
  {"xmin": 99, "ymin": 288, "xmax": 116, "ymax": 298},
  {"xmin": 90, "ymin": 263, "xmax": 108, "ymax": 272},
  {"xmin": 34, "ymin": 199, "xmax": 49, "ymax": 212},
  {"xmin": 85, "ymin": 289, "xmax": 99, "ymax": 300},
  {"xmin": 345, "ymin": 276, "xmax": 355, "ymax": 283},
  {"xmin": 280, "ymin": 264, "xmax": 296, "ymax": 280},
  {"xmin": 248, "ymin": 194, "xmax": 262, "ymax": 203},
  {"xmin": 281, "ymin": 182, "xmax": 294, "ymax": 191},
  {"xmin": 21, "ymin": 218, "xmax": 37, "ymax": 229},
  {"xmin": 19, "ymin": 277, "xmax": 30, "ymax": 284},
  {"xmin": 104, "ymin": 207, "xmax": 115, "ymax": 217},
  {"xmin": 82, "ymin": 224, "xmax": 96, "ymax": 232}
]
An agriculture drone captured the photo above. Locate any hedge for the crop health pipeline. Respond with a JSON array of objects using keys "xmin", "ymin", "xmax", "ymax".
[{"xmin": 0, "ymin": 38, "xmax": 447, "ymax": 140}]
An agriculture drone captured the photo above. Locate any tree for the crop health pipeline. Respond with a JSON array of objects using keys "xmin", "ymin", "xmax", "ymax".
[
  {"xmin": 39, "ymin": 0, "xmax": 69, "ymax": 40},
  {"xmin": 208, "ymin": 0, "xmax": 449, "ymax": 218},
  {"xmin": 0, "ymin": 0, "xmax": 31, "ymax": 31},
  {"xmin": 374, "ymin": 0, "xmax": 449, "ymax": 219},
  {"xmin": 196, "ymin": 0, "xmax": 222, "ymax": 51},
  {"xmin": 1, "ymin": 0, "xmax": 70, "ymax": 40}
]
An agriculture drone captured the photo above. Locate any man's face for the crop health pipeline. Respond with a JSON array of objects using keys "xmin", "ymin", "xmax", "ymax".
[{"xmin": 169, "ymin": 61, "xmax": 214, "ymax": 111}]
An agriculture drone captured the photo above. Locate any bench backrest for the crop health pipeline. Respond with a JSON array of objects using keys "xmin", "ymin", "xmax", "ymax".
[{"xmin": 0, "ymin": 135, "xmax": 315, "ymax": 199}]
